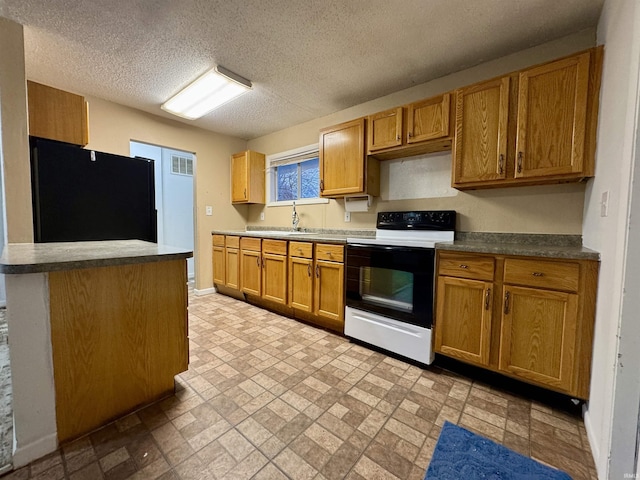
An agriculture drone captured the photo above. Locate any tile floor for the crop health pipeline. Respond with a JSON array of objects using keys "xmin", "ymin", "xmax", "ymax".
[{"xmin": 2, "ymin": 292, "xmax": 596, "ymax": 480}]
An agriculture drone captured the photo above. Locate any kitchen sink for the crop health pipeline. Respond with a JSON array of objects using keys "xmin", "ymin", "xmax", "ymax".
[{"xmin": 251, "ymin": 231, "xmax": 317, "ymax": 236}]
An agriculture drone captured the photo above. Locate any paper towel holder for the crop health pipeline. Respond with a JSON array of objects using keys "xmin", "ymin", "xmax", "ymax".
[{"xmin": 344, "ymin": 195, "xmax": 372, "ymax": 212}]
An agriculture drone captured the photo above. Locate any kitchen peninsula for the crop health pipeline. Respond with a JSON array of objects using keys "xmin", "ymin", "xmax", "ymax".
[{"xmin": 0, "ymin": 240, "xmax": 192, "ymax": 467}]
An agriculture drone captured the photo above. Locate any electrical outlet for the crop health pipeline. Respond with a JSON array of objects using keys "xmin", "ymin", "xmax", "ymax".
[
  {"xmin": 344, "ymin": 212, "xmax": 351, "ymax": 222},
  {"xmin": 260, "ymin": 212, "xmax": 265, "ymax": 221},
  {"xmin": 601, "ymin": 191, "xmax": 609, "ymax": 217},
  {"xmin": 205, "ymin": 205, "xmax": 213, "ymax": 216}
]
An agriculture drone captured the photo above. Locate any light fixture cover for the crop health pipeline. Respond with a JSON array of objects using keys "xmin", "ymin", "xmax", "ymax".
[{"xmin": 161, "ymin": 66, "xmax": 252, "ymax": 120}]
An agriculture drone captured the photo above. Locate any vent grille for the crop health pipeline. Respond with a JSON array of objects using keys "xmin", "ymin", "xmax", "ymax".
[{"xmin": 171, "ymin": 155, "xmax": 193, "ymax": 176}]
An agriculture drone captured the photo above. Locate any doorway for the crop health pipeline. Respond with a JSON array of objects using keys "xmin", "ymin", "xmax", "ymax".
[{"xmin": 130, "ymin": 142, "xmax": 195, "ymax": 279}]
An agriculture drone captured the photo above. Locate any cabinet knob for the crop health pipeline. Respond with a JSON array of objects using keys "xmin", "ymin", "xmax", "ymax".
[
  {"xmin": 459, "ymin": 264, "xmax": 469, "ymax": 269},
  {"xmin": 396, "ymin": 135, "xmax": 401, "ymax": 141},
  {"xmin": 504, "ymin": 291, "xmax": 511, "ymax": 314},
  {"xmin": 498, "ymin": 154, "xmax": 504, "ymax": 175},
  {"xmin": 532, "ymin": 272, "xmax": 544, "ymax": 277},
  {"xmin": 485, "ymin": 288, "xmax": 491, "ymax": 310},
  {"xmin": 320, "ymin": 180, "xmax": 324, "ymax": 192},
  {"xmin": 407, "ymin": 132, "xmax": 413, "ymax": 139}
]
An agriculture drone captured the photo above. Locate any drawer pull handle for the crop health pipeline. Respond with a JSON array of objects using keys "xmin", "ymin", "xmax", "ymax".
[
  {"xmin": 498, "ymin": 154, "xmax": 504, "ymax": 175},
  {"xmin": 459, "ymin": 264, "xmax": 469, "ymax": 269},
  {"xmin": 504, "ymin": 291, "xmax": 510, "ymax": 314},
  {"xmin": 485, "ymin": 288, "xmax": 491, "ymax": 310},
  {"xmin": 307, "ymin": 264, "xmax": 311, "ymax": 277},
  {"xmin": 316, "ymin": 265, "xmax": 320, "ymax": 278},
  {"xmin": 532, "ymin": 272, "xmax": 544, "ymax": 277},
  {"xmin": 517, "ymin": 152, "xmax": 523, "ymax": 173},
  {"xmin": 256, "ymin": 257, "xmax": 260, "ymax": 267}
]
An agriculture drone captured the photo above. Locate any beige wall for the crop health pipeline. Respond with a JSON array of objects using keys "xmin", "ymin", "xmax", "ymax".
[
  {"xmin": 0, "ymin": 18, "xmax": 33, "ymax": 243},
  {"xmin": 83, "ymin": 97, "xmax": 246, "ymax": 290},
  {"xmin": 247, "ymin": 29, "xmax": 596, "ymax": 234}
]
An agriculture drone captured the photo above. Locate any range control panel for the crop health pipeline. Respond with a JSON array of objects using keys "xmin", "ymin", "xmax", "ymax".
[{"xmin": 376, "ymin": 210, "xmax": 456, "ymax": 231}]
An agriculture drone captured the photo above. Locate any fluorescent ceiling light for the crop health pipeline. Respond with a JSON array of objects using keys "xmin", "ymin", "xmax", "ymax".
[{"xmin": 161, "ymin": 66, "xmax": 252, "ymax": 120}]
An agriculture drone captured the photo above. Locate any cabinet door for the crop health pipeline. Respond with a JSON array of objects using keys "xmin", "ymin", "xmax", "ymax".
[
  {"xmin": 515, "ymin": 52, "xmax": 590, "ymax": 178},
  {"xmin": 240, "ymin": 249, "xmax": 262, "ymax": 296},
  {"xmin": 314, "ymin": 260, "xmax": 344, "ymax": 322},
  {"xmin": 289, "ymin": 256, "xmax": 313, "ymax": 312},
  {"xmin": 407, "ymin": 93, "xmax": 451, "ymax": 144},
  {"xmin": 262, "ymin": 253, "xmax": 287, "ymax": 304},
  {"xmin": 499, "ymin": 286, "xmax": 578, "ymax": 392},
  {"xmin": 225, "ymin": 248, "xmax": 240, "ymax": 290},
  {"xmin": 367, "ymin": 107, "xmax": 403, "ymax": 153},
  {"xmin": 27, "ymin": 81, "xmax": 89, "ymax": 146},
  {"xmin": 434, "ymin": 276, "xmax": 493, "ymax": 366},
  {"xmin": 213, "ymin": 246, "xmax": 225, "ymax": 285},
  {"xmin": 319, "ymin": 118, "xmax": 365, "ymax": 197},
  {"xmin": 231, "ymin": 151, "xmax": 249, "ymax": 203},
  {"xmin": 453, "ymin": 77, "xmax": 510, "ymax": 185}
]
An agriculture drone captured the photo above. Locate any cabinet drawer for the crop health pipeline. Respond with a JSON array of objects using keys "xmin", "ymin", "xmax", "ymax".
[
  {"xmin": 212, "ymin": 234, "xmax": 225, "ymax": 247},
  {"xmin": 504, "ymin": 259, "xmax": 579, "ymax": 292},
  {"xmin": 289, "ymin": 241, "xmax": 313, "ymax": 259},
  {"xmin": 262, "ymin": 239, "xmax": 287, "ymax": 255},
  {"xmin": 438, "ymin": 254, "xmax": 495, "ymax": 281},
  {"xmin": 240, "ymin": 237, "xmax": 261, "ymax": 251},
  {"xmin": 315, "ymin": 244, "xmax": 344, "ymax": 263},
  {"xmin": 225, "ymin": 236, "xmax": 240, "ymax": 248}
]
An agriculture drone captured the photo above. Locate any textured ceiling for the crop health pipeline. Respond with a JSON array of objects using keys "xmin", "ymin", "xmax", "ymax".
[{"xmin": 0, "ymin": 0, "xmax": 603, "ymax": 140}]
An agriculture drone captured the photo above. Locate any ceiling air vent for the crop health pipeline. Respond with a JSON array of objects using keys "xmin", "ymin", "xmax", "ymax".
[{"xmin": 171, "ymin": 155, "xmax": 193, "ymax": 176}]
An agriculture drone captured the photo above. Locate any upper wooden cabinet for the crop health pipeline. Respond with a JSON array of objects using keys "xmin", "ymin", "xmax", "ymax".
[
  {"xmin": 452, "ymin": 77, "xmax": 510, "ymax": 184},
  {"xmin": 319, "ymin": 118, "xmax": 379, "ymax": 197},
  {"xmin": 452, "ymin": 47, "xmax": 603, "ymax": 189},
  {"xmin": 515, "ymin": 52, "xmax": 591, "ymax": 179},
  {"xmin": 27, "ymin": 81, "xmax": 89, "ymax": 146},
  {"xmin": 367, "ymin": 93, "xmax": 453, "ymax": 160},
  {"xmin": 231, "ymin": 150, "xmax": 265, "ymax": 204},
  {"xmin": 407, "ymin": 93, "xmax": 451, "ymax": 144}
]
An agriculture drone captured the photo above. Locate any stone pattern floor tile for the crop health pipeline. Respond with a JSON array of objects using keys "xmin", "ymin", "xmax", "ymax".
[{"xmin": 0, "ymin": 293, "xmax": 596, "ymax": 479}]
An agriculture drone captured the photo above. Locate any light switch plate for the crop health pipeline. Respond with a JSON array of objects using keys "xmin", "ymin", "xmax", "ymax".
[
  {"xmin": 260, "ymin": 212, "xmax": 265, "ymax": 221},
  {"xmin": 344, "ymin": 212, "xmax": 351, "ymax": 222},
  {"xmin": 205, "ymin": 206, "xmax": 213, "ymax": 216}
]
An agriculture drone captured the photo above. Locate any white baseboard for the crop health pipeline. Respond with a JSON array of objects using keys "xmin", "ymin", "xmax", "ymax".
[
  {"xmin": 193, "ymin": 287, "xmax": 216, "ymax": 296},
  {"xmin": 12, "ymin": 432, "xmax": 57, "ymax": 468},
  {"xmin": 583, "ymin": 405, "xmax": 603, "ymax": 479}
]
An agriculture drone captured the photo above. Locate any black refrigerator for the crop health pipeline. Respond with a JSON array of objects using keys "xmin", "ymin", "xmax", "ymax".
[{"xmin": 30, "ymin": 137, "xmax": 157, "ymax": 243}]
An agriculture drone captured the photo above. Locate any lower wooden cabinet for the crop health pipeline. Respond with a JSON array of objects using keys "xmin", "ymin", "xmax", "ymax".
[
  {"xmin": 240, "ymin": 238, "xmax": 262, "ymax": 296},
  {"xmin": 289, "ymin": 241, "xmax": 314, "ymax": 312},
  {"xmin": 212, "ymin": 235, "xmax": 226, "ymax": 286},
  {"xmin": 435, "ymin": 251, "xmax": 598, "ymax": 399},
  {"xmin": 435, "ymin": 276, "xmax": 492, "ymax": 366},
  {"xmin": 223, "ymin": 236, "xmax": 240, "ymax": 290},
  {"xmin": 213, "ymin": 235, "xmax": 346, "ymax": 333},
  {"xmin": 261, "ymin": 240, "xmax": 287, "ymax": 304}
]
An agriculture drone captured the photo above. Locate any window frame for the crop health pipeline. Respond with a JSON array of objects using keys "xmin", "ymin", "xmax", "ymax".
[{"xmin": 266, "ymin": 143, "xmax": 328, "ymax": 207}]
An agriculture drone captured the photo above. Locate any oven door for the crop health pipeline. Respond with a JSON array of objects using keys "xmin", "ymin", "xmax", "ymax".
[{"xmin": 345, "ymin": 243, "xmax": 435, "ymax": 328}]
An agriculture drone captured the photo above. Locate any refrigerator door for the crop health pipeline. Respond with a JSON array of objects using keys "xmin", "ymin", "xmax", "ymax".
[{"xmin": 30, "ymin": 137, "xmax": 157, "ymax": 243}]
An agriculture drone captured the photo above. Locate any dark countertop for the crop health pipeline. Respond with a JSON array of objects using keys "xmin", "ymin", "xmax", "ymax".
[
  {"xmin": 436, "ymin": 232, "xmax": 599, "ymax": 260},
  {"xmin": 0, "ymin": 240, "xmax": 193, "ymax": 274},
  {"xmin": 212, "ymin": 229, "xmax": 599, "ymax": 260},
  {"xmin": 212, "ymin": 228, "xmax": 376, "ymax": 244}
]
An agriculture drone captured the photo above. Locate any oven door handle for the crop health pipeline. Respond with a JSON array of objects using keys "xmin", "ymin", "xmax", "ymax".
[{"xmin": 347, "ymin": 243, "xmax": 430, "ymax": 253}]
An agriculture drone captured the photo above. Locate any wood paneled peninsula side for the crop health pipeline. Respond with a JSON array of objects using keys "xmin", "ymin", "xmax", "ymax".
[{"xmin": 0, "ymin": 240, "xmax": 192, "ymax": 467}]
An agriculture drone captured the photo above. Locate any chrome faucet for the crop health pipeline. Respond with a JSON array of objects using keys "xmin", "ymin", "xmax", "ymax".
[{"xmin": 292, "ymin": 201, "xmax": 300, "ymax": 231}]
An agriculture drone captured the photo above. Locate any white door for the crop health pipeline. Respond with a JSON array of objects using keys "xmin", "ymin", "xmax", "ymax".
[{"xmin": 130, "ymin": 142, "xmax": 195, "ymax": 279}]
